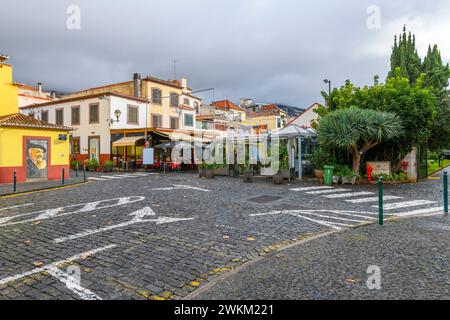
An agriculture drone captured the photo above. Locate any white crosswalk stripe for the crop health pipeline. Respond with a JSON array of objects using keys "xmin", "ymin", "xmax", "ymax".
[
  {"xmin": 394, "ymin": 207, "xmax": 443, "ymax": 217},
  {"xmin": 306, "ymin": 188, "xmax": 350, "ymax": 195},
  {"xmin": 346, "ymin": 196, "xmax": 402, "ymax": 203},
  {"xmin": 373, "ymin": 200, "xmax": 436, "ymax": 210},
  {"xmin": 290, "ymin": 186, "xmax": 333, "ymax": 192},
  {"xmin": 87, "ymin": 177, "xmax": 109, "ymax": 181},
  {"xmin": 323, "ymin": 191, "xmax": 374, "ymax": 199}
]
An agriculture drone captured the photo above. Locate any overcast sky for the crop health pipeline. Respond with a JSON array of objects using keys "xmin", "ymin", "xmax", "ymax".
[{"xmin": 1, "ymin": 0, "xmax": 449, "ymax": 107}]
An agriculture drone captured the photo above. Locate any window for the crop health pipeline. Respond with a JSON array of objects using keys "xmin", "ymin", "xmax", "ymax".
[
  {"xmin": 183, "ymin": 98, "xmax": 190, "ymax": 106},
  {"xmin": 55, "ymin": 109, "xmax": 64, "ymax": 125},
  {"xmin": 194, "ymin": 101, "xmax": 199, "ymax": 114},
  {"xmin": 152, "ymin": 88, "xmax": 162, "ymax": 105},
  {"xmin": 71, "ymin": 137, "xmax": 80, "ymax": 154},
  {"xmin": 277, "ymin": 117, "xmax": 282, "ymax": 129},
  {"xmin": 71, "ymin": 106, "xmax": 80, "ymax": 125},
  {"xmin": 170, "ymin": 92, "xmax": 179, "ymax": 107},
  {"xmin": 41, "ymin": 110, "xmax": 48, "ymax": 123},
  {"xmin": 89, "ymin": 103, "xmax": 99, "ymax": 123},
  {"xmin": 127, "ymin": 105, "xmax": 139, "ymax": 125},
  {"xmin": 184, "ymin": 114, "xmax": 194, "ymax": 127},
  {"xmin": 152, "ymin": 114, "xmax": 162, "ymax": 128},
  {"xmin": 170, "ymin": 117, "xmax": 179, "ymax": 129}
]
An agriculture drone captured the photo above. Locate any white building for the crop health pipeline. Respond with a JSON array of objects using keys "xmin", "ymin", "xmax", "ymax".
[
  {"xmin": 286, "ymin": 103, "xmax": 319, "ymax": 129},
  {"xmin": 20, "ymin": 92, "xmax": 149, "ymax": 165}
]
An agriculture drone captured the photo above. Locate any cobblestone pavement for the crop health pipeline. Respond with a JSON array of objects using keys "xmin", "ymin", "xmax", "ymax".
[
  {"xmin": 191, "ymin": 215, "xmax": 450, "ymax": 300},
  {"xmin": 0, "ymin": 171, "xmax": 446, "ymax": 300}
]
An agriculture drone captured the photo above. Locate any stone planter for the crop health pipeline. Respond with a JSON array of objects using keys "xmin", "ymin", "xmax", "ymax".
[
  {"xmin": 214, "ymin": 167, "xmax": 229, "ymax": 176},
  {"xmin": 332, "ymin": 176, "xmax": 341, "ymax": 184},
  {"xmin": 205, "ymin": 169, "xmax": 215, "ymax": 179},
  {"xmin": 281, "ymin": 169, "xmax": 291, "ymax": 180},
  {"xmin": 341, "ymin": 176, "xmax": 356, "ymax": 185},
  {"xmin": 242, "ymin": 172, "xmax": 254, "ymax": 183},
  {"xmin": 103, "ymin": 166, "xmax": 113, "ymax": 173},
  {"xmin": 273, "ymin": 172, "xmax": 284, "ymax": 184},
  {"xmin": 198, "ymin": 168, "xmax": 206, "ymax": 178},
  {"xmin": 314, "ymin": 169, "xmax": 324, "ymax": 180}
]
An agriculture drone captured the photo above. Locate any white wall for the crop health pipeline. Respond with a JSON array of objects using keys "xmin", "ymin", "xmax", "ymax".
[
  {"xmin": 290, "ymin": 104, "xmax": 319, "ymax": 128},
  {"xmin": 109, "ymin": 96, "xmax": 148, "ymax": 130}
]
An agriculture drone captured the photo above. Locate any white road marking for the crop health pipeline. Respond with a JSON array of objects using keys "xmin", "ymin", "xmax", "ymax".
[
  {"xmin": 306, "ymin": 188, "xmax": 349, "ymax": 195},
  {"xmin": 54, "ymin": 207, "xmax": 195, "ymax": 243},
  {"xmin": 100, "ymin": 175, "xmax": 124, "ymax": 179},
  {"xmin": 250, "ymin": 211, "xmax": 282, "ymax": 217},
  {"xmin": 46, "ymin": 266, "xmax": 101, "ymax": 300},
  {"xmin": 297, "ymin": 211, "xmax": 368, "ymax": 223},
  {"xmin": 0, "ymin": 196, "xmax": 145, "ymax": 227},
  {"xmin": 288, "ymin": 212, "xmax": 350, "ymax": 230},
  {"xmin": 0, "ymin": 244, "xmax": 116, "ymax": 300},
  {"xmin": 149, "ymin": 184, "xmax": 210, "ymax": 192},
  {"xmin": 323, "ymin": 191, "xmax": 374, "ymax": 199},
  {"xmin": 290, "ymin": 186, "xmax": 333, "ymax": 192},
  {"xmin": 395, "ymin": 207, "xmax": 444, "ymax": 217},
  {"xmin": 346, "ymin": 196, "xmax": 402, "ymax": 203},
  {"xmin": 373, "ymin": 200, "xmax": 436, "ymax": 210},
  {"xmin": 87, "ymin": 177, "xmax": 109, "ymax": 181},
  {"xmin": 0, "ymin": 203, "xmax": 34, "ymax": 211}
]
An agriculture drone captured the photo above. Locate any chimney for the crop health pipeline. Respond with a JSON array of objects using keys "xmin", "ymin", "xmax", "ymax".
[
  {"xmin": 51, "ymin": 91, "xmax": 56, "ymax": 99},
  {"xmin": 133, "ymin": 73, "xmax": 141, "ymax": 98},
  {"xmin": 181, "ymin": 77, "xmax": 188, "ymax": 92},
  {"xmin": 37, "ymin": 82, "xmax": 42, "ymax": 95}
]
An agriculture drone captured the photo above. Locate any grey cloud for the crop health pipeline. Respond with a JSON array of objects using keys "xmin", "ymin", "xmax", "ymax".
[{"xmin": 1, "ymin": 0, "xmax": 449, "ymax": 107}]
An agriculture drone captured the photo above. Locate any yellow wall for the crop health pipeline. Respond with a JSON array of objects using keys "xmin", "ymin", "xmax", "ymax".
[
  {"xmin": 244, "ymin": 116, "xmax": 278, "ymax": 130},
  {"xmin": 0, "ymin": 64, "xmax": 19, "ymax": 116},
  {"xmin": 0, "ymin": 127, "xmax": 69, "ymax": 167}
]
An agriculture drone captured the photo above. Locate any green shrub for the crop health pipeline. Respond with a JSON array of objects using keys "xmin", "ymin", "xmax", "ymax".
[
  {"xmin": 310, "ymin": 147, "xmax": 332, "ymax": 170},
  {"xmin": 88, "ymin": 158, "xmax": 100, "ymax": 169}
]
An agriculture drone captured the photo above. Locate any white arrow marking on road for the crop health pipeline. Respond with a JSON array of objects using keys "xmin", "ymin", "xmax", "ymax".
[
  {"xmin": 0, "ymin": 244, "xmax": 116, "ymax": 300},
  {"xmin": 149, "ymin": 184, "xmax": 210, "ymax": 192},
  {"xmin": 0, "ymin": 196, "xmax": 145, "ymax": 227},
  {"xmin": 46, "ymin": 266, "xmax": 101, "ymax": 300},
  {"xmin": 53, "ymin": 207, "xmax": 195, "ymax": 243}
]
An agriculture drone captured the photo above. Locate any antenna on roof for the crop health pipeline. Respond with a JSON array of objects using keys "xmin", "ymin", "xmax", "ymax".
[{"xmin": 171, "ymin": 59, "xmax": 177, "ymax": 80}]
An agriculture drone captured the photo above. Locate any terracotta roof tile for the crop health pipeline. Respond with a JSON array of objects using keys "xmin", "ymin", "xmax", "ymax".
[
  {"xmin": 0, "ymin": 113, "xmax": 71, "ymax": 131},
  {"xmin": 213, "ymin": 100, "xmax": 243, "ymax": 111}
]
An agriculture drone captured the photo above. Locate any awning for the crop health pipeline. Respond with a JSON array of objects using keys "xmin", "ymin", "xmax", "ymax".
[
  {"xmin": 269, "ymin": 125, "xmax": 317, "ymax": 139},
  {"xmin": 112, "ymin": 136, "xmax": 145, "ymax": 147}
]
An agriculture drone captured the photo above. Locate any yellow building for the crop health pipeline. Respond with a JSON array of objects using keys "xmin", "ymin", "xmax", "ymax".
[
  {"xmin": 244, "ymin": 104, "xmax": 288, "ymax": 131},
  {"xmin": 0, "ymin": 56, "xmax": 70, "ymax": 184}
]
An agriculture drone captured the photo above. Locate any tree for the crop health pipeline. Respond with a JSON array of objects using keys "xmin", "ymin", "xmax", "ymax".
[
  {"xmin": 317, "ymin": 108, "xmax": 404, "ymax": 174},
  {"xmin": 387, "ymin": 25, "xmax": 422, "ymax": 84},
  {"xmin": 422, "ymin": 44, "xmax": 450, "ymax": 151}
]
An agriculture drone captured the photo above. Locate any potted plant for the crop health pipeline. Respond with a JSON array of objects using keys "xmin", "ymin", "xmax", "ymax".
[
  {"xmin": 198, "ymin": 163, "xmax": 207, "ymax": 178},
  {"xmin": 87, "ymin": 158, "xmax": 100, "ymax": 172},
  {"xmin": 102, "ymin": 160, "xmax": 113, "ymax": 173},
  {"xmin": 310, "ymin": 148, "xmax": 331, "ymax": 180},
  {"xmin": 241, "ymin": 162, "xmax": 254, "ymax": 183},
  {"xmin": 339, "ymin": 166, "xmax": 357, "ymax": 185},
  {"xmin": 205, "ymin": 163, "xmax": 217, "ymax": 179},
  {"xmin": 71, "ymin": 160, "xmax": 81, "ymax": 170}
]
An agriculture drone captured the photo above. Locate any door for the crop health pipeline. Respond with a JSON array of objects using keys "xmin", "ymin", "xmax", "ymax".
[
  {"xmin": 88, "ymin": 136, "xmax": 100, "ymax": 161},
  {"xmin": 26, "ymin": 139, "xmax": 48, "ymax": 180}
]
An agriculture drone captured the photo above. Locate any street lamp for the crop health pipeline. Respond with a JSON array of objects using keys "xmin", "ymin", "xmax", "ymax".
[{"xmin": 111, "ymin": 109, "xmax": 121, "ymax": 124}]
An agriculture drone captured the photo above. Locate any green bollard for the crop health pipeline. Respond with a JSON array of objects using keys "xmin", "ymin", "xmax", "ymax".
[
  {"xmin": 62, "ymin": 168, "xmax": 65, "ymax": 185},
  {"xmin": 378, "ymin": 176, "xmax": 383, "ymax": 225},
  {"xmin": 75, "ymin": 163, "xmax": 79, "ymax": 177},
  {"xmin": 83, "ymin": 165, "xmax": 86, "ymax": 181},
  {"xmin": 444, "ymin": 171, "xmax": 448, "ymax": 215},
  {"xmin": 13, "ymin": 170, "xmax": 17, "ymax": 193}
]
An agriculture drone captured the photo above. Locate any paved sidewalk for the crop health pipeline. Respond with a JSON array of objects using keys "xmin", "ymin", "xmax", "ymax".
[
  {"xmin": 190, "ymin": 214, "xmax": 450, "ymax": 300},
  {"xmin": 0, "ymin": 172, "xmax": 86, "ymax": 197}
]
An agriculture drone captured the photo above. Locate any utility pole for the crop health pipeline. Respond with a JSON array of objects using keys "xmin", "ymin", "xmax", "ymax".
[{"xmin": 323, "ymin": 79, "xmax": 331, "ymax": 106}]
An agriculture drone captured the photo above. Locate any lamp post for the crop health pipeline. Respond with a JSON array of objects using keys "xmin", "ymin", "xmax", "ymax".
[
  {"xmin": 324, "ymin": 79, "xmax": 331, "ymax": 106},
  {"xmin": 110, "ymin": 109, "xmax": 121, "ymax": 124}
]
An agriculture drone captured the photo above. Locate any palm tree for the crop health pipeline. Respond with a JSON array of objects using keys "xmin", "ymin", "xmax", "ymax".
[{"xmin": 317, "ymin": 108, "xmax": 404, "ymax": 174}]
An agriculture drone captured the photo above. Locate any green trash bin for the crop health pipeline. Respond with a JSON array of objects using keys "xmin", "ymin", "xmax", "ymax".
[{"xmin": 323, "ymin": 165, "xmax": 334, "ymax": 186}]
